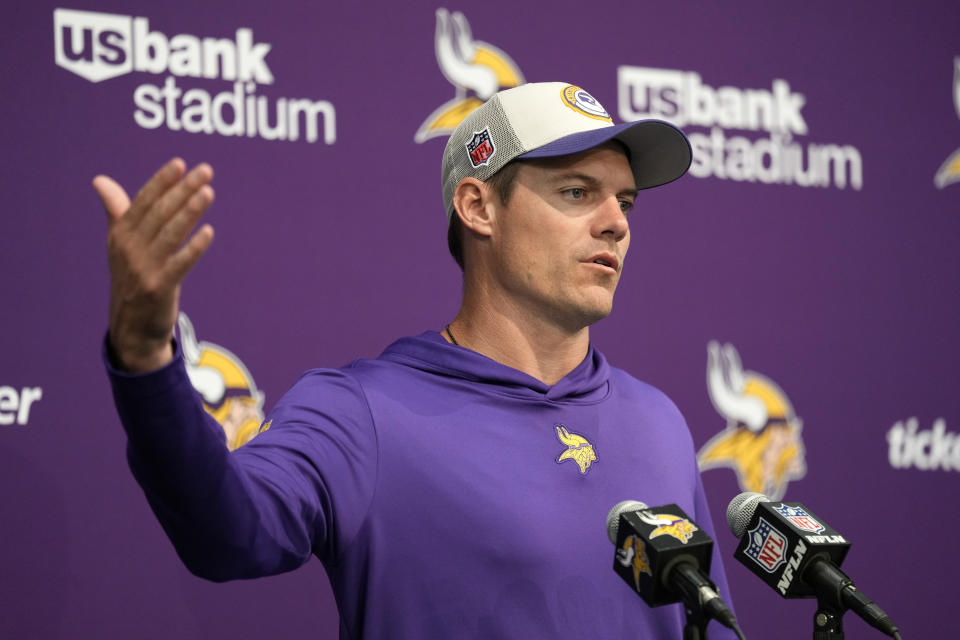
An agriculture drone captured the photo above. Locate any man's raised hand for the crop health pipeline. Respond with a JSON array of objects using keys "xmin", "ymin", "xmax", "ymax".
[{"xmin": 94, "ymin": 158, "xmax": 215, "ymax": 372}]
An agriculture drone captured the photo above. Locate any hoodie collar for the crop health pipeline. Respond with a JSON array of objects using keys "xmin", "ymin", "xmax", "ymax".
[{"xmin": 378, "ymin": 331, "xmax": 610, "ymax": 403}]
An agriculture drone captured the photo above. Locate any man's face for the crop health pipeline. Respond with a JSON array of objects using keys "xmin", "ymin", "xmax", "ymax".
[{"xmin": 488, "ymin": 142, "xmax": 637, "ymax": 331}]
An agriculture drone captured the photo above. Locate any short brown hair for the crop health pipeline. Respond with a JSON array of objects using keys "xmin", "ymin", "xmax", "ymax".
[{"xmin": 447, "ymin": 161, "xmax": 523, "ymax": 271}]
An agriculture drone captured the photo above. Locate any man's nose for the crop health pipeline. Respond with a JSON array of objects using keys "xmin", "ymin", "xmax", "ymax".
[{"xmin": 593, "ymin": 196, "xmax": 629, "ymax": 241}]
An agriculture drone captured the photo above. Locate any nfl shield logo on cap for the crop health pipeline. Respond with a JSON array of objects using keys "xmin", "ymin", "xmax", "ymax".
[{"xmin": 466, "ymin": 128, "xmax": 496, "ymax": 167}]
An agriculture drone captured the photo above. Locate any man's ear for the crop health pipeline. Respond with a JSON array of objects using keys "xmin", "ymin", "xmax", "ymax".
[{"xmin": 452, "ymin": 177, "xmax": 495, "ymax": 237}]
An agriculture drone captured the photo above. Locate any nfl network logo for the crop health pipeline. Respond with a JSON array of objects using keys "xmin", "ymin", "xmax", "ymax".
[
  {"xmin": 466, "ymin": 128, "xmax": 496, "ymax": 167},
  {"xmin": 744, "ymin": 517, "xmax": 788, "ymax": 573},
  {"xmin": 773, "ymin": 504, "xmax": 825, "ymax": 533}
]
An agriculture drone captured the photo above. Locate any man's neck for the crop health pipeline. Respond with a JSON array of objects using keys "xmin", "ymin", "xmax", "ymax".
[{"xmin": 445, "ymin": 291, "xmax": 591, "ymax": 386}]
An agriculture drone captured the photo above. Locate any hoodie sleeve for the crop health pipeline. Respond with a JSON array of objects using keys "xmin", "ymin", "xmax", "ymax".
[{"xmin": 104, "ymin": 337, "xmax": 378, "ymax": 581}]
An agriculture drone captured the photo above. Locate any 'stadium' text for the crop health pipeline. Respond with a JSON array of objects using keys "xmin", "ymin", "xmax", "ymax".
[{"xmin": 134, "ymin": 77, "xmax": 335, "ymax": 143}]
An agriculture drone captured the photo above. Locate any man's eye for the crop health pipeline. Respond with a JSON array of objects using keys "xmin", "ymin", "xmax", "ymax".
[
  {"xmin": 619, "ymin": 199, "xmax": 634, "ymax": 213},
  {"xmin": 566, "ymin": 188, "xmax": 585, "ymax": 199}
]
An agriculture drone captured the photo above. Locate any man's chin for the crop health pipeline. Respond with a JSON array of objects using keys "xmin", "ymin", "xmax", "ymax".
[
  {"xmin": 587, "ymin": 307, "xmax": 614, "ymax": 326},
  {"xmin": 570, "ymin": 298, "xmax": 615, "ymax": 329}
]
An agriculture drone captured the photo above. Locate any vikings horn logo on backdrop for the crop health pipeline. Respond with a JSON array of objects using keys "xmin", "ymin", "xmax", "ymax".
[
  {"xmin": 414, "ymin": 9, "xmax": 524, "ymax": 143},
  {"xmin": 934, "ymin": 57, "xmax": 960, "ymax": 189},
  {"xmin": 178, "ymin": 312, "xmax": 266, "ymax": 450},
  {"xmin": 697, "ymin": 342, "xmax": 806, "ymax": 500}
]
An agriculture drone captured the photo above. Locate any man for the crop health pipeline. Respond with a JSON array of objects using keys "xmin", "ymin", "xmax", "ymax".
[{"xmin": 97, "ymin": 82, "xmax": 738, "ymax": 639}]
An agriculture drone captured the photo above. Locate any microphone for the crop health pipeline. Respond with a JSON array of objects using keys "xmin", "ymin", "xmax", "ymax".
[
  {"xmin": 606, "ymin": 500, "xmax": 740, "ymax": 633},
  {"xmin": 727, "ymin": 492, "xmax": 900, "ymax": 638}
]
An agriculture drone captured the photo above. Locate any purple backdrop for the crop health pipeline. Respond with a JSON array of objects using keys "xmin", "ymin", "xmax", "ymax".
[{"xmin": 2, "ymin": 0, "xmax": 958, "ymax": 637}]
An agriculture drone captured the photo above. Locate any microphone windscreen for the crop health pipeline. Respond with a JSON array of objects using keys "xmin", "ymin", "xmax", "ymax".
[
  {"xmin": 605, "ymin": 500, "xmax": 648, "ymax": 544},
  {"xmin": 726, "ymin": 492, "xmax": 769, "ymax": 537}
]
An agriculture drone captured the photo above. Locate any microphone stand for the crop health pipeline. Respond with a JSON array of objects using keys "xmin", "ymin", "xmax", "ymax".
[
  {"xmin": 809, "ymin": 554, "xmax": 847, "ymax": 639},
  {"xmin": 812, "ymin": 597, "xmax": 844, "ymax": 640},
  {"xmin": 672, "ymin": 560, "xmax": 739, "ymax": 639},
  {"xmin": 682, "ymin": 604, "xmax": 710, "ymax": 640}
]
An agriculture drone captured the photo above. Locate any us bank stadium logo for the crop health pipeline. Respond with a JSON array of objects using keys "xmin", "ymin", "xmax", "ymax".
[
  {"xmin": 934, "ymin": 57, "xmax": 960, "ymax": 189},
  {"xmin": 618, "ymin": 66, "xmax": 863, "ymax": 189},
  {"xmin": 414, "ymin": 8, "xmax": 524, "ymax": 143},
  {"xmin": 177, "ymin": 313, "xmax": 266, "ymax": 450},
  {"xmin": 53, "ymin": 9, "xmax": 336, "ymax": 143},
  {"xmin": 697, "ymin": 342, "xmax": 806, "ymax": 501}
]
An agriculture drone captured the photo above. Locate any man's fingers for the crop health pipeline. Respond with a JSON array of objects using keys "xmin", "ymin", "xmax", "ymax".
[
  {"xmin": 166, "ymin": 224, "xmax": 215, "ymax": 284},
  {"xmin": 153, "ymin": 184, "xmax": 215, "ymax": 257},
  {"xmin": 92, "ymin": 175, "xmax": 131, "ymax": 223},
  {"xmin": 127, "ymin": 157, "xmax": 187, "ymax": 226},
  {"xmin": 139, "ymin": 162, "xmax": 214, "ymax": 240}
]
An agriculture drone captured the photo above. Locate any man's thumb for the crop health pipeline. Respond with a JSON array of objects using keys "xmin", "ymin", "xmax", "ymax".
[{"xmin": 92, "ymin": 175, "xmax": 131, "ymax": 222}]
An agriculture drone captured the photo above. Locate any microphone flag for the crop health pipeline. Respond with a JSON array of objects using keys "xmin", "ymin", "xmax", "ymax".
[
  {"xmin": 732, "ymin": 500, "xmax": 851, "ymax": 597},
  {"xmin": 611, "ymin": 503, "xmax": 714, "ymax": 606}
]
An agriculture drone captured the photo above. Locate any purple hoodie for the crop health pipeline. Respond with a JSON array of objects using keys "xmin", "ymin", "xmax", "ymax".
[{"xmin": 107, "ymin": 330, "xmax": 737, "ymax": 639}]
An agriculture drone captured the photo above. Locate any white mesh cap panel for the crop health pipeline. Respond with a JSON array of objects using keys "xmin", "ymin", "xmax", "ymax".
[{"xmin": 441, "ymin": 95, "xmax": 524, "ymax": 217}]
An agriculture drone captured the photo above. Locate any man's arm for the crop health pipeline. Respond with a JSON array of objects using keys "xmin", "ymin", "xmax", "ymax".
[
  {"xmin": 96, "ymin": 161, "xmax": 334, "ymax": 580},
  {"xmin": 105, "ymin": 346, "xmax": 346, "ymax": 581}
]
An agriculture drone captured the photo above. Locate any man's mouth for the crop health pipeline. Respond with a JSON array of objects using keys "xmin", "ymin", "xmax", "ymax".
[{"xmin": 587, "ymin": 253, "xmax": 619, "ymax": 272}]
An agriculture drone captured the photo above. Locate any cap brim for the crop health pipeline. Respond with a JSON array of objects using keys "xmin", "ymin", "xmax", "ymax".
[{"xmin": 517, "ymin": 120, "xmax": 692, "ymax": 190}]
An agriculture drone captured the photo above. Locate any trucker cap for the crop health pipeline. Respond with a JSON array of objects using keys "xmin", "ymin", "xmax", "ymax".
[{"xmin": 441, "ymin": 82, "xmax": 692, "ymax": 220}]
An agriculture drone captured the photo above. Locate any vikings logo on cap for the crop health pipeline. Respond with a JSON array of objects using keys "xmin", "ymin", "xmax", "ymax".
[
  {"xmin": 616, "ymin": 535, "xmax": 652, "ymax": 591},
  {"xmin": 773, "ymin": 504, "xmax": 825, "ymax": 533},
  {"xmin": 560, "ymin": 85, "xmax": 612, "ymax": 122},
  {"xmin": 555, "ymin": 425, "xmax": 597, "ymax": 474},
  {"xmin": 466, "ymin": 127, "xmax": 496, "ymax": 167},
  {"xmin": 744, "ymin": 517, "xmax": 788, "ymax": 573},
  {"xmin": 636, "ymin": 510, "xmax": 699, "ymax": 544},
  {"xmin": 698, "ymin": 342, "xmax": 806, "ymax": 501},
  {"xmin": 415, "ymin": 9, "xmax": 525, "ymax": 143},
  {"xmin": 177, "ymin": 312, "xmax": 266, "ymax": 450}
]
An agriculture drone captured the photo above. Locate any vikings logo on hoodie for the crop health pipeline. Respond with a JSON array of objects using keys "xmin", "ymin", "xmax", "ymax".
[{"xmin": 555, "ymin": 425, "xmax": 597, "ymax": 474}]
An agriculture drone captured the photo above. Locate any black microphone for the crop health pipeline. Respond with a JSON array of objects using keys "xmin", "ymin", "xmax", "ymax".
[
  {"xmin": 606, "ymin": 500, "xmax": 740, "ymax": 633},
  {"xmin": 727, "ymin": 492, "xmax": 900, "ymax": 638}
]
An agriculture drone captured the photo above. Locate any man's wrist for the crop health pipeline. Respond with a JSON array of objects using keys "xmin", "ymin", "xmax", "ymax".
[{"xmin": 106, "ymin": 332, "xmax": 175, "ymax": 373}]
